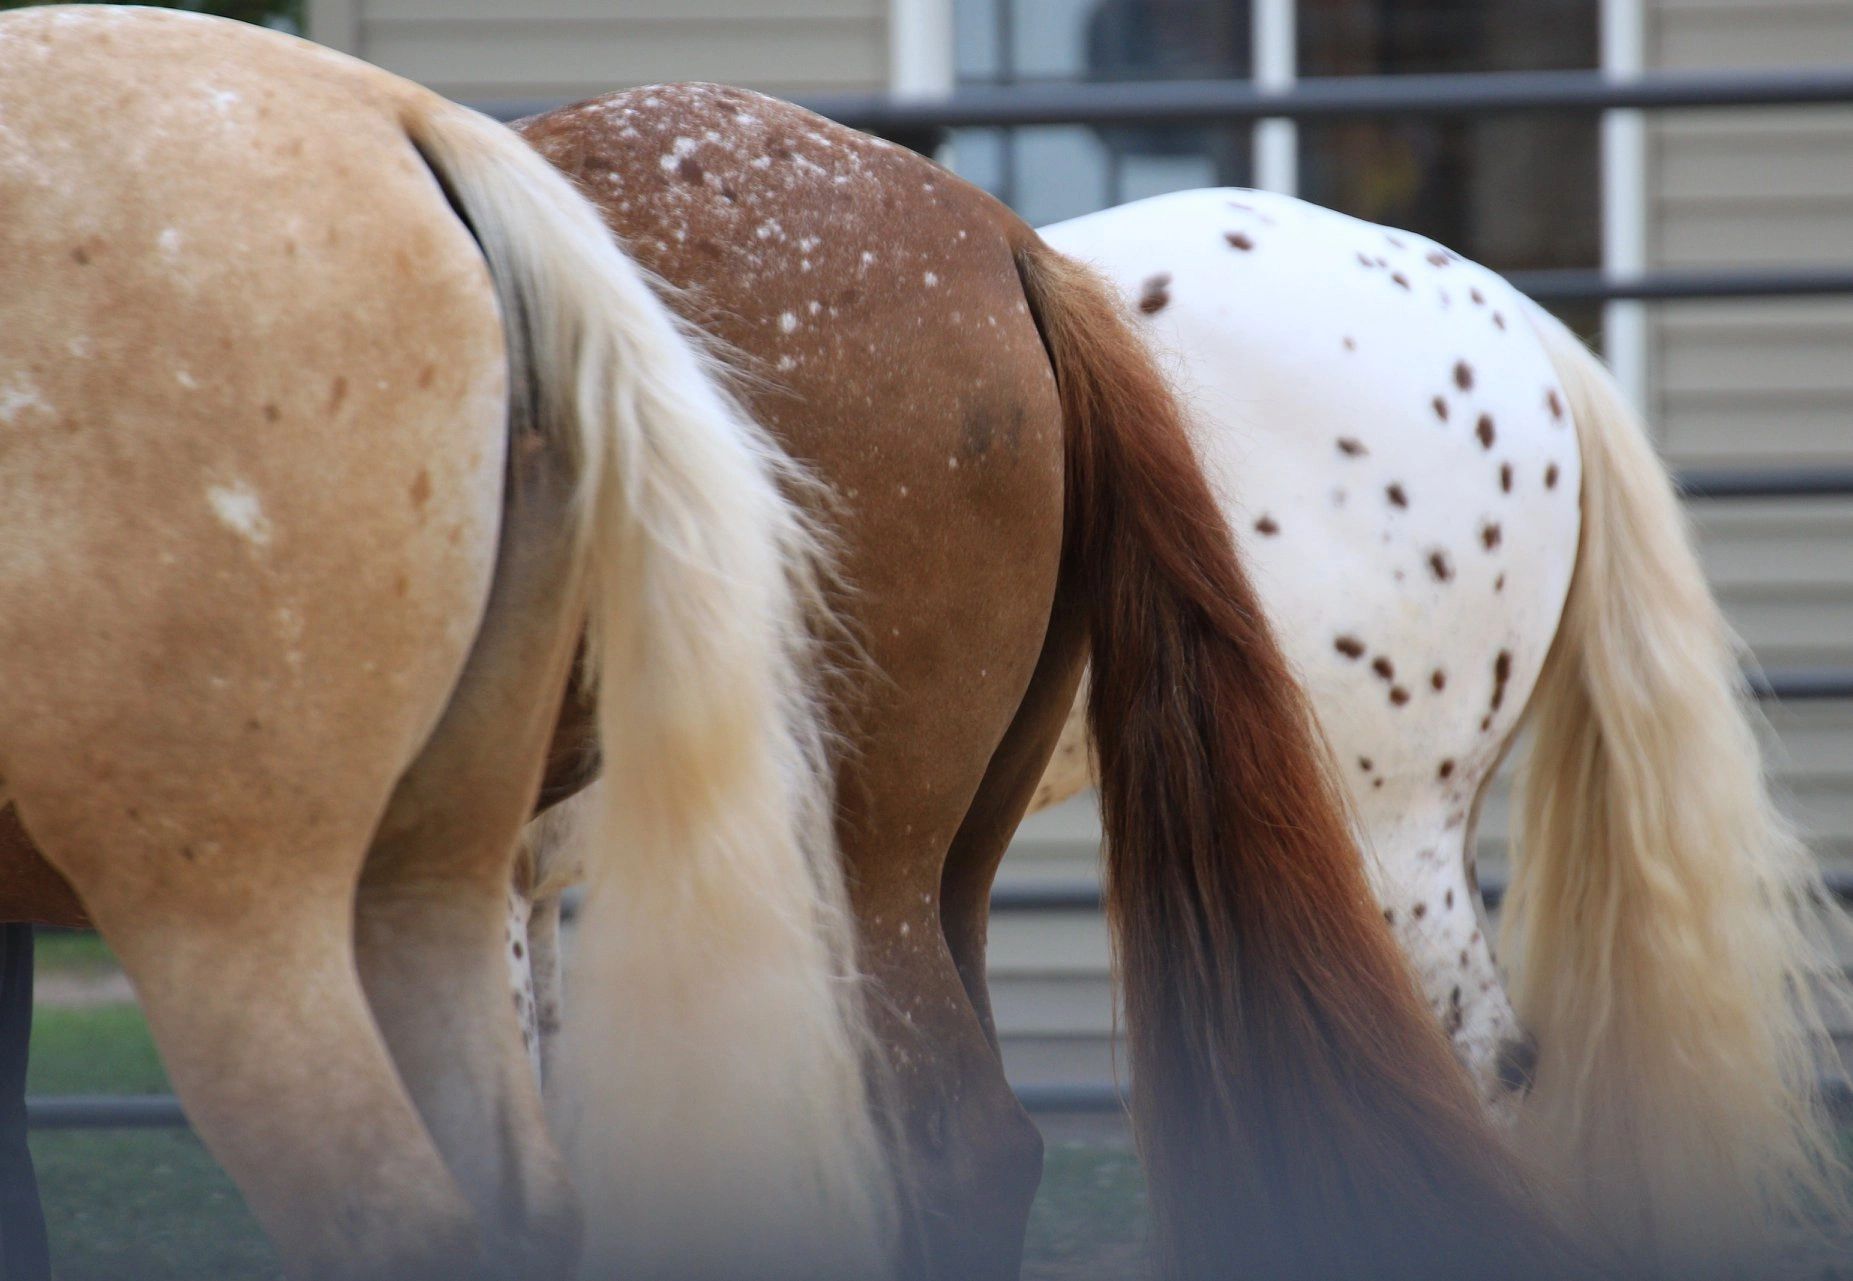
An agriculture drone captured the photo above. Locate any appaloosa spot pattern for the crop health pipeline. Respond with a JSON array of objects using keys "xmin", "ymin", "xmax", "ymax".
[{"xmin": 1040, "ymin": 187, "xmax": 1581, "ymax": 1105}]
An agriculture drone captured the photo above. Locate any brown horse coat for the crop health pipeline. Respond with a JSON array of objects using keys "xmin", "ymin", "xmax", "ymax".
[
  {"xmin": 519, "ymin": 87, "xmax": 1590, "ymax": 1281},
  {"xmin": 521, "ymin": 87, "xmax": 1076, "ymax": 1278}
]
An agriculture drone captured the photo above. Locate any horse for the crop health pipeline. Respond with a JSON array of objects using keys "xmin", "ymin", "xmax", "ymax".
[
  {"xmin": 0, "ymin": 9, "xmax": 891, "ymax": 1279},
  {"xmin": 1031, "ymin": 188, "xmax": 1853, "ymax": 1274},
  {"xmin": 510, "ymin": 86, "xmax": 1596, "ymax": 1281}
]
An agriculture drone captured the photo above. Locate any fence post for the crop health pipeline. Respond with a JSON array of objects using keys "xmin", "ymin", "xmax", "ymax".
[{"xmin": 0, "ymin": 925, "xmax": 47, "ymax": 1281}]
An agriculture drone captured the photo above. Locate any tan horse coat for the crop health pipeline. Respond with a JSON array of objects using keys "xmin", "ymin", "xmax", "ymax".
[{"xmin": 0, "ymin": 12, "xmax": 892, "ymax": 1281}]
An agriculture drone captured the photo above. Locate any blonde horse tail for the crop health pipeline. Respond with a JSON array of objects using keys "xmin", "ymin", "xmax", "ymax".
[
  {"xmin": 1510, "ymin": 305, "xmax": 1852, "ymax": 1271},
  {"xmin": 404, "ymin": 100, "xmax": 896, "ymax": 1278}
]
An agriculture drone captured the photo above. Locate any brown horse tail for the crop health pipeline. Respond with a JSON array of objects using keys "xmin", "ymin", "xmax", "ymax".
[{"xmin": 1014, "ymin": 241, "xmax": 1589, "ymax": 1281}]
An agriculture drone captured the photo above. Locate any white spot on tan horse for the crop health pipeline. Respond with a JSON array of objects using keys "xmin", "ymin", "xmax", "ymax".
[
  {"xmin": 0, "ymin": 378, "xmax": 47, "ymax": 424},
  {"xmin": 205, "ymin": 481, "xmax": 272, "ymax": 546}
]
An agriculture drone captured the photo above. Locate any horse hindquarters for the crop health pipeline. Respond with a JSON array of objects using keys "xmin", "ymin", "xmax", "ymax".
[
  {"xmin": 1015, "ymin": 243, "xmax": 1589, "ymax": 1281},
  {"xmin": 0, "ymin": 10, "xmax": 525, "ymax": 1275}
]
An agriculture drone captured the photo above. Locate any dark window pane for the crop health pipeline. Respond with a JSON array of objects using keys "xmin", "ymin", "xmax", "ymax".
[
  {"xmin": 954, "ymin": 0, "xmax": 1253, "ymax": 213},
  {"xmin": 1300, "ymin": 0, "xmax": 1594, "ymax": 75},
  {"xmin": 1298, "ymin": 0, "xmax": 1598, "ymax": 273}
]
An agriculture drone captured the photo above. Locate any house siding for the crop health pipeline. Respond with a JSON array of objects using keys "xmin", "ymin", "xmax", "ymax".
[{"xmin": 305, "ymin": 0, "xmax": 893, "ymax": 102}]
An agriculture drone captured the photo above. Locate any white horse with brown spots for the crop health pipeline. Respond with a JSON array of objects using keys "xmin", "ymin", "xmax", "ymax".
[
  {"xmin": 0, "ymin": 9, "xmax": 891, "ymax": 1279},
  {"xmin": 1036, "ymin": 188, "xmax": 1853, "ymax": 1273},
  {"xmin": 514, "ymin": 185, "xmax": 1853, "ymax": 1276},
  {"xmin": 1039, "ymin": 190, "xmax": 1581, "ymax": 1109}
]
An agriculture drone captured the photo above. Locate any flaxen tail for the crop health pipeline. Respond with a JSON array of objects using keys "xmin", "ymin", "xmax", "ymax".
[
  {"xmin": 407, "ymin": 100, "xmax": 897, "ymax": 1279},
  {"xmin": 1014, "ymin": 242, "xmax": 1589, "ymax": 1281},
  {"xmin": 1508, "ymin": 306, "xmax": 1852, "ymax": 1274}
]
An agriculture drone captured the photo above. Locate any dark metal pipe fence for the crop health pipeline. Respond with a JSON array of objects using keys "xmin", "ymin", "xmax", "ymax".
[
  {"xmin": 1508, "ymin": 267, "xmax": 1853, "ymax": 304},
  {"xmin": 803, "ymin": 68, "xmax": 1853, "ymax": 130},
  {"xmin": 477, "ymin": 67, "xmax": 1853, "ymax": 131},
  {"xmin": 27, "ymin": 65, "xmax": 1853, "ymax": 1132}
]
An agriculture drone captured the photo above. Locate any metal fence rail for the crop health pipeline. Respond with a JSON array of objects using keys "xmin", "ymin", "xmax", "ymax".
[
  {"xmin": 477, "ymin": 67, "xmax": 1853, "ymax": 131},
  {"xmin": 42, "ymin": 1078, "xmax": 1853, "ymax": 1123},
  {"xmin": 1507, "ymin": 266, "xmax": 1853, "ymax": 304},
  {"xmin": 27, "ymin": 1095, "xmax": 186, "ymax": 1131}
]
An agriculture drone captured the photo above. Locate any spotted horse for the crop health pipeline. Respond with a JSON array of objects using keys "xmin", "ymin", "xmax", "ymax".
[{"xmin": 1031, "ymin": 188, "xmax": 1853, "ymax": 1276}]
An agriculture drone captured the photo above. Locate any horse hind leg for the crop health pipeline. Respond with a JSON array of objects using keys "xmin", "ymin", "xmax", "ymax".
[
  {"xmin": 930, "ymin": 603, "xmax": 1090, "ymax": 1278},
  {"xmin": 354, "ymin": 425, "xmax": 586, "ymax": 1277},
  {"xmin": 0, "ymin": 923, "xmax": 48, "ymax": 1281},
  {"xmin": 5, "ymin": 711, "xmax": 488, "ymax": 1280},
  {"xmin": 504, "ymin": 881, "xmax": 542, "ymax": 1084},
  {"xmin": 849, "ymin": 588, "xmax": 1086, "ymax": 1281},
  {"xmin": 525, "ymin": 887, "xmax": 566, "ymax": 1087},
  {"xmin": 0, "ymin": 377, "xmax": 504, "ymax": 1281},
  {"xmin": 1370, "ymin": 807, "xmax": 1530, "ymax": 1117},
  {"xmin": 504, "ymin": 785, "xmax": 589, "ymax": 1092}
]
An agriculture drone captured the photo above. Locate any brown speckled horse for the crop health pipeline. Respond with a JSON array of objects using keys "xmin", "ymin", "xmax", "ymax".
[{"xmin": 515, "ymin": 87, "xmax": 1590, "ymax": 1281}]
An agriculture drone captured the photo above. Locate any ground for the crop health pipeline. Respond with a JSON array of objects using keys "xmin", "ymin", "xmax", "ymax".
[
  {"xmin": 35, "ymin": 935, "xmax": 1850, "ymax": 1279},
  {"xmin": 25, "ymin": 934, "xmax": 1151, "ymax": 1281}
]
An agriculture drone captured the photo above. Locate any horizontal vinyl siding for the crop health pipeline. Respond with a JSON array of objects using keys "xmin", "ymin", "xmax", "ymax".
[
  {"xmin": 1649, "ymin": 115, "xmax": 1853, "ymax": 269},
  {"xmin": 312, "ymin": 0, "xmax": 890, "ymax": 101},
  {"xmin": 1635, "ymin": 0, "xmax": 1853, "ymax": 1037},
  {"xmin": 1648, "ymin": 0, "xmax": 1853, "ymax": 71},
  {"xmin": 1650, "ymin": 302, "xmax": 1853, "ymax": 468},
  {"xmin": 364, "ymin": 0, "xmax": 878, "ymax": 21}
]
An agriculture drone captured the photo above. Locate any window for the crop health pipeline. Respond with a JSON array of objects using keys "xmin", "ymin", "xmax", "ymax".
[
  {"xmin": 950, "ymin": 0, "xmax": 1602, "ymax": 337},
  {"xmin": 1298, "ymin": 0, "xmax": 1598, "ymax": 281},
  {"xmin": 953, "ymin": 0, "xmax": 1254, "ymax": 225}
]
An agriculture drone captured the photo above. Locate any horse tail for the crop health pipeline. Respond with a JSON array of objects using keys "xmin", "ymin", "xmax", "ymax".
[
  {"xmin": 1508, "ymin": 305, "xmax": 1853, "ymax": 1271},
  {"xmin": 405, "ymin": 100, "xmax": 896, "ymax": 1279},
  {"xmin": 1013, "ymin": 241, "xmax": 1586, "ymax": 1280}
]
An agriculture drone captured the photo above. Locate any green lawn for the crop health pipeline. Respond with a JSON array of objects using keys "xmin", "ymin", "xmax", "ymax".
[
  {"xmin": 27, "ymin": 1002, "xmax": 280, "ymax": 1281},
  {"xmin": 29, "ymin": 934, "xmax": 117, "ymax": 982},
  {"xmin": 24, "ymin": 985, "xmax": 1150, "ymax": 1279},
  {"xmin": 1024, "ymin": 1143, "xmax": 1149, "ymax": 1280}
]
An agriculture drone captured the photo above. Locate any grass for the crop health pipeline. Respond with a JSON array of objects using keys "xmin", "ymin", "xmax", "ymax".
[
  {"xmin": 22, "ymin": 959, "xmax": 1153, "ymax": 1280},
  {"xmin": 1024, "ymin": 1142, "xmax": 1150, "ymax": 1280},
  {"xmin": 28, "ymin": 1131, "xmax": 281, "ymax": 1281},
  {"xmin": 29, "ymin": 934, "xmax": 116, "ymax": 982},
  {"xmin": 27, "ymin": 999, "xmax": 280, "ymax": 1281}
]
